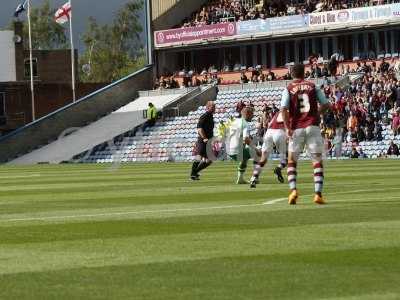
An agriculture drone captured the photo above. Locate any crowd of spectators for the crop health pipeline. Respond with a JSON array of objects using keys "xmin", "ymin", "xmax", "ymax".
[
  {"xmin": 182, "ymin": 0, "xmax": 396, "ymax": 28},
  {"xmin": 153, "ymin": 76, "xmax": 180, "ymax": 90},
  {"xmin": 155, "ymin": 73, "xmax": 222, "ymax": 90},
  {"xmin": 318, "ymin": 58, "xmax": 400, "ymax": 158},
  {"xmin": 155, "ymin": 56, "xmax": 400, "ymax": 158},
  {"xmin": 232, "ymin": 57, "xmax": 400, "ymax": 158}
]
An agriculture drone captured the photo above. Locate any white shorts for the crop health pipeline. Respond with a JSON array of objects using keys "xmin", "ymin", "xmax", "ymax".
[
  {"xmin": 289, "ymin": 126, "xmax": 324, "ymax": 154},
  {"xmin": 262, "ymin": 129, "xmax": 287, "ymax": 158}
]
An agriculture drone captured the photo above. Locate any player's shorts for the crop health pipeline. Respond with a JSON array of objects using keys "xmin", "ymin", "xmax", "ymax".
[
  {"xmin": 229, "ymin": 147, "xmax": 251, "ymax": 162},
  {"xmin": 195, "ymin": 139, "xmax": 208, "ymax": 158},
  {"xmin": 262, "ymin": 129, "xmax": 287, "ymax": 156},
  {"xmin": 289, "ymin": 126, "xmax": 324, "ymax": 154}
]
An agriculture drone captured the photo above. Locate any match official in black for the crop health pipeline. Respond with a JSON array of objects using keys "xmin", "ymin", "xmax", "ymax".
[{"xmin": 190, "ymin": 101, "xmax": 216, "ymax": 180}]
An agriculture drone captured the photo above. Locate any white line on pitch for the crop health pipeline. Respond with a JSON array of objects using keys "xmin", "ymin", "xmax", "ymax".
[
  {"xmin": 262, "ymin": 187, "xmax": 400, "ymax": 205},
  {"xmin": 1, "ymin": 187, "xmax": 399, "ymax": 223},
  {"xmin": 0, "ymin": 203, "xmax": 269, "ymax": 223}
]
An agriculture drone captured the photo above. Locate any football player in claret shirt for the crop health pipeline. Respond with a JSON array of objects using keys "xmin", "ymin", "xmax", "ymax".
[
  {"xmin": 281, "ymin": 63, "xmax": 331, "ymax": 205},
  {"xmin": 250, "ymin": 108, "xmax": 287, "ymax": 188}
]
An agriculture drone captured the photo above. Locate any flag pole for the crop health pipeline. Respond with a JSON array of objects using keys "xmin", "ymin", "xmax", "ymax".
[
  {"xmin": 68, "ymin": 0, "xmax": 76, "ymax": 102},
  {"xmin": 27, "ymin": 0, "xmax": 36, "ymax": 121}
]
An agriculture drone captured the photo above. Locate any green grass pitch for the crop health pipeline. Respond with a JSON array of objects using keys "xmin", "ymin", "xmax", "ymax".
[{"xmin": 1, "ymin": 160, "xmax": 400, "ymax": 299}]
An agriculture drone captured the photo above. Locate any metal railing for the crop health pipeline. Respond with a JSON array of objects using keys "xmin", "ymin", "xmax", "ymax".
[{"xmin": 138, "ymin": 87, "xmax": 197, "ymax": 97}]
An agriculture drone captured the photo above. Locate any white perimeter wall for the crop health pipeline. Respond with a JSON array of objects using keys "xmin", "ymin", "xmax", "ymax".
[{"xmin": 0, "ymin": 31, "xmax": 16, "ymax": 82}]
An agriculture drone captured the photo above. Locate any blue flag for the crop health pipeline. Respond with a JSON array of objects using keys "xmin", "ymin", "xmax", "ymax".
[{"xmin": 14, "ymin": 0, "xmax": 28, "ymax": 18}]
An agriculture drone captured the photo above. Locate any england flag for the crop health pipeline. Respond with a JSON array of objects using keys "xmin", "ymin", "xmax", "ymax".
[{"xmin": 54, "ymin": 1, "xmax": 71, "ymax": 24}]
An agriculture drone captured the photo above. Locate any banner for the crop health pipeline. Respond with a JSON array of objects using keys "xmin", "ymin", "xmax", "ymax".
[
  {"xmin": 269, "ymin": 14, "xmax": 309, "ymax": 32},
  {"xmin": 390, "ymin": 3, "xmax": 400, "ymax": 17},
  {"xmin": 154, "ymin": 3, "xmax": 400, "ymax": 48},
  {"xmin": 309, "ymin": 4, "xmax": 394, "ymax": 27},
  {"xmin": 155, "ymin": 23, "xmax": 236, "ymax": 46},
  {"xmin": 236, "ymin": 15, "xmax": 308, "ymax": 36},
  {"xmin": 236, "ymin": 19, "xmax": 269, "ymax": 35}
]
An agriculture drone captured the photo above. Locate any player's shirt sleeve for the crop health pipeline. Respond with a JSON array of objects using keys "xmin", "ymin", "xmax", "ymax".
[
  {"xmin": 316, "ymin": 88, "xmax": 329, "ymax": 105},
  {"xmin": 280, "ymin": 89, "xmax": 290, "ymax": 109}
]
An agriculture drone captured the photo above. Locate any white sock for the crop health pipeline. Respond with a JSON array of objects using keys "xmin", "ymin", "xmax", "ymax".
[{"xmin": 252, "ymin": 164, "xmax": 262, "ymax": 178}]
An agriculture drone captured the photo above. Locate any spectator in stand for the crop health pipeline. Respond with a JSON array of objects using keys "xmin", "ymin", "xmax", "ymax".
[
  {"xmin": 282, "ymin": 70, "xmax": 292, "ymax": 80},
  {"xmin": 393, "ymin": 110, "xmax": 400, "ymax": 136},
  {"xmin": 322, "ymin": 64, "xmax": 330, "ymax": 77},
  {"xmin": 347, "ymin": 111, "xmax": 358, "ymax": 134},
  {"xmin": 387, "ymin": 140, "xmax": 400, "ymax": 156},
  {"xmin": 379, "ymin": 58, "xmax": 390, "ymax": 73},
  {"xmin": 202, "ymin": 74, "xmax": 210, "ymax": 85},
  {"xmin": 395, "ymin": 82, "xmax": 400, "ymax": 107},
  {"xmin": 310, "ymin": 64, "xmax": 322, "ymax": 78},
  {"xmin": 266, "ymin": 69, "xmax": 276, "ymax": 81},
  {"xmin": 153, "ymin": 77, "xmax": 160, "ymax": 90},
  {"xmin": 240, "ymin": 72, "xmax": 249, "ymax": 84},
  {"xmin": 350, "ymin": 146, "xmax": 360, "ymax": 159},
  {"xmin": 355, "ymin": 126, "xmax": 366, "ymax": 142},
  {"xmin": 365, "ymin": 116, "xmax": 375, "ymax": 141},
  {"xmin": 193, "ymin": 76, "xmax": 201, "ymax": 87},
  {"xmin": 374, "ymin": 120, "xmax": 383, "ymax": 141},
  {"xmin": 358, "ymin": 147, "xmax": 367, "ymax": 158}
]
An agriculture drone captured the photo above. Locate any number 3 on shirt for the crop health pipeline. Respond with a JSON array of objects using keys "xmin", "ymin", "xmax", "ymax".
[{"xmin": 298, "ymin": 94, "xmax": 310, "ymax": 113}]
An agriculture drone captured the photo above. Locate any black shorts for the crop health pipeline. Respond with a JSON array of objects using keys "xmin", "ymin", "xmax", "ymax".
[{"xmin": 195, "ymin": 140, "xmax": 208, "ymax": 158}]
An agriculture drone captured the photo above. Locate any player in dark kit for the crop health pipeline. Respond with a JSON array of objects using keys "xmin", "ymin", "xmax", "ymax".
[
  {"xmin": 281, "ymin": 63, "xmax": 330, "ymax": 205},
  {"xmin": 190, "ymin": 101, "xmax": 216, "ymax": 180}
]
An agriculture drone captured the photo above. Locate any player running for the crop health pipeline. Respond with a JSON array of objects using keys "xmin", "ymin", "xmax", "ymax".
[
  {"xmin": 226, "ymin": 106, "xmax": 258, "ymax": 184},
  {"xmin": 281, "ymin": 63, "xmax": 330, "ymax": 205},
  {"xmin": 250, "ymin": 109, "xmax": 288, "ymax": 188}
]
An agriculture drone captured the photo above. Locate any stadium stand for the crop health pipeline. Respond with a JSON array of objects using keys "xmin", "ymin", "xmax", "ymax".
[
  {"xmin": 75, "ymin": 54, "xmax": 400, "ymax": 164},
  {"xmin": 5, "ymin": 56, "xmax": 399, "ymax": 165},
  {"xmin": 78, "ymin": 79, "xmax": 346, "ymax": 164},
  {"xmin": 77, "ymin": 84, "xmax": 285, "ymax": 163}
]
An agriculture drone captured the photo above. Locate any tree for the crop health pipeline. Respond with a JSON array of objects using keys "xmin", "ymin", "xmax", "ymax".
[
  {"xmin": 79, "ymin": 0, "xmax": 145, "ymax": 83},
  {"xmin": 16, "ymin": 0, "xmax": 68, "ymax": 50}
]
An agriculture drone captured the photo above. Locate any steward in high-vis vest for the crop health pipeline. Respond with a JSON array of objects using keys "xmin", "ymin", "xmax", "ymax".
[{"xmin": 142, "ymin": 103, "xmax": 158, "ymax": 132}]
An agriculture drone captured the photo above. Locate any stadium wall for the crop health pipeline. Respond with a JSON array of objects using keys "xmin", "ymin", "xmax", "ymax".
[
  {"xmin": 0, "ymin": 65, "xmax": 154, "ymax": 164},
  {"xmin": 0, "ymin": 82, "xmax": 106, "ymax": 129},
  {"xmin": 152, "ymin": 0, "xmax": 208, "ymax": 31}
]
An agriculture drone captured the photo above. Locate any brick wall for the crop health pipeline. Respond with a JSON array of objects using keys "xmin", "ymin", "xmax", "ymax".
[{"xmin": 0, "ymin": 82, "xmax": 106, "ymax": 133}]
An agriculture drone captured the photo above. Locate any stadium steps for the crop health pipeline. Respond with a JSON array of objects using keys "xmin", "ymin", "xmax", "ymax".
[{"xmin": 8, "ymin": 87, "xmax": 202, "ymax": 165}]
